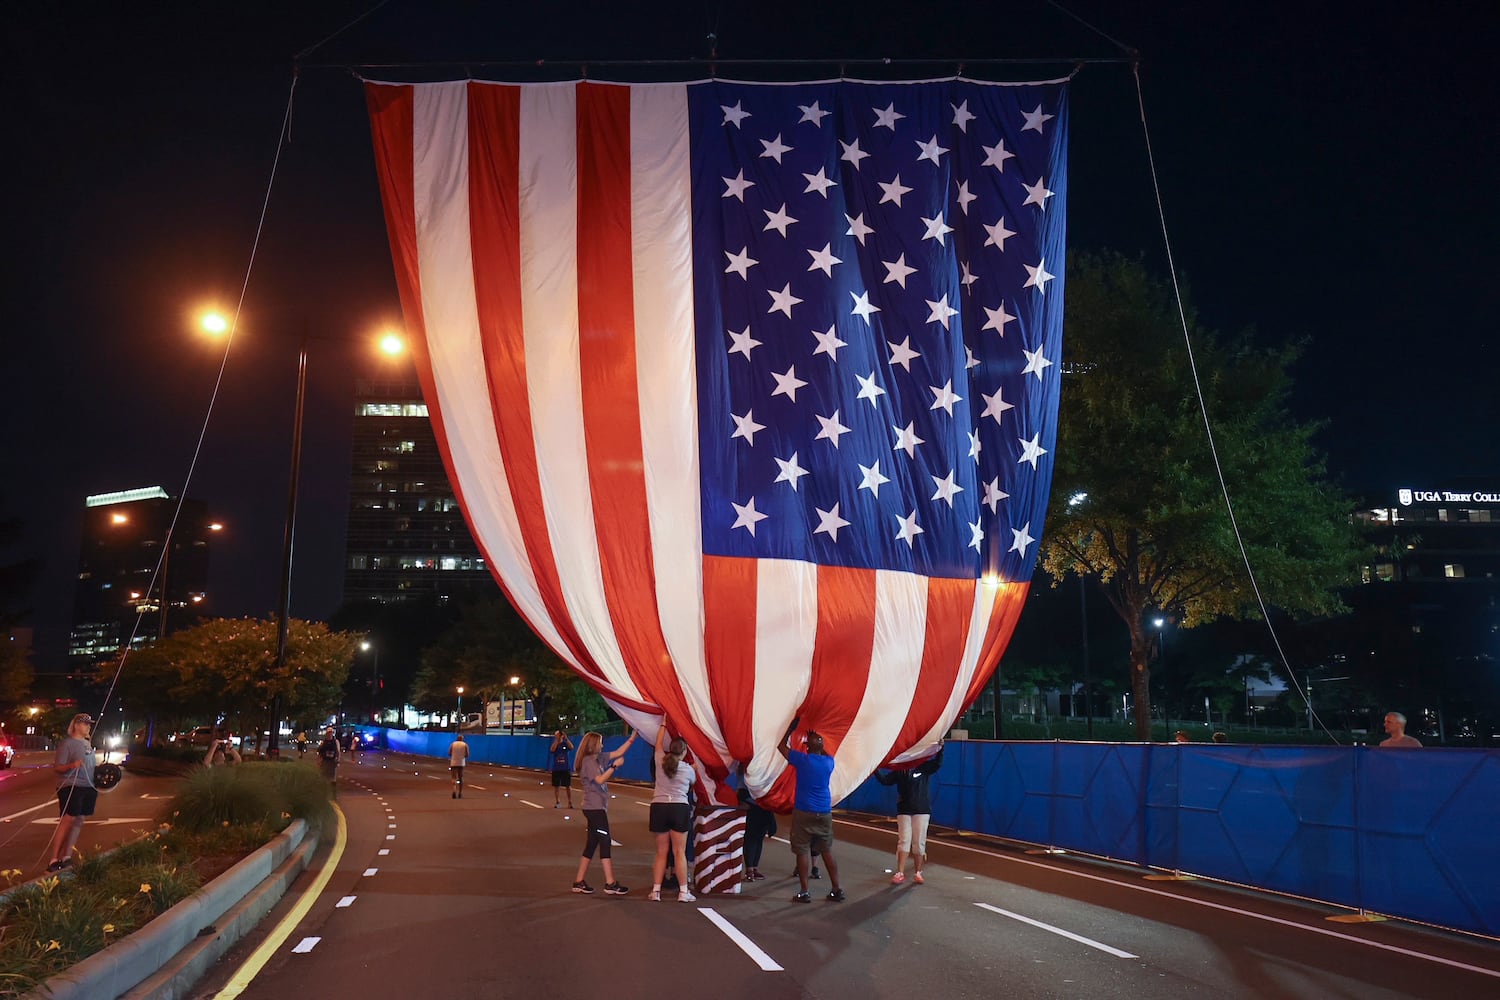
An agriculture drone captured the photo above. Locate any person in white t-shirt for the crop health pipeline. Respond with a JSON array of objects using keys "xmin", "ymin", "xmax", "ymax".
[
  {"xmin": 649, "ymin": 726, "xmax": 697, "ymax": 903},
  {"xmin": 449, "ymin": 734, "xmax": 470, "ymax": 798}
]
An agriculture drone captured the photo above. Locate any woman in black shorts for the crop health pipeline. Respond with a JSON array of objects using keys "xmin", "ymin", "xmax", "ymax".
[
  {"xmin": 648, "ymin": 726, "xmax": 697, "ymax": 902},
  {"xmin": 48, "ymin": 713, "xmax": 98, "ymax": 871}
]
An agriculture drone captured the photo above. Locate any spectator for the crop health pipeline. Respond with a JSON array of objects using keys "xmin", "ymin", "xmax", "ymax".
[
  {"xmin": 875, "ymin": 743, "xmax": 944, "ymax": 885},
  {"xmin": 1379, "ymin": 712, "xmax": 1423, "ymax": 748},
  {"xmin": 778, "ymin": 717, "xmax": 845, "ymax": 903},
  {"xmin": 317, "ymin": 727, "xmax": 341, "ymax": 797},
  {"xmin": 1212, "ymin": 732, "xmax": 1228, "ymax": 744},
  {"xmin": 1173, "ymin": 730, "xmax": 1192, "ymax": 744},
  {"xmin": 649, "ymin": 726, "xmax": 697, "ymax": 902},
  {"xmin": 737, "ymin": 762, "xmax": 776, "ymax": 882},
  {"xmin": 571, "ymin": 728, "xmax": 637, "ymax": 895},
  {"xmin": 550, "ymin": 731, "xmax": 575, "ymax": 808},
  {"xmin": 203, "ymin": 737, "xmax": 242, "ymax": 767},
  {"xmin": 46, "ymin": 713, "xmax": 98, "ymax": 872},
  {"xmin": 449, "ymin": 733, "xmax": 469, "ymax": 798}
]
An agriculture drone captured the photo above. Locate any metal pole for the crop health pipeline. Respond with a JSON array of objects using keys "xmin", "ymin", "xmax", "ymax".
[
  {"xmin": 157, "ymin": 536, "xmax": 171, "ymax": 640},
  {"xmin": 269, "ymin": 333, "xmax": 309, "ymax": 760},
  {"xmin": 372, "ymin": 647, "xmax": 379, "ymax": 724},
  {"xmin": 1079, "ymin": 574, "xmax": 1093, "ymax": 738}
]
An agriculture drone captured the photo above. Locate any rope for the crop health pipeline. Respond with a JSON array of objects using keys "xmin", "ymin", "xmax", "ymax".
[
  {"xmin": 295, "ymin": 0, "xmax": 396, "ymax": 63},
  {"xmin": 1129, "ymin": 63, "xmax": 1339, "ymax": 744}
]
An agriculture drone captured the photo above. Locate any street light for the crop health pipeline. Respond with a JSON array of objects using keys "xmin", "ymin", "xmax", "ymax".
[
  {"xmin": 456, "ymin": 686, "xmax": 465, "ymax": 731},
  {"xmin": 1067, "ymin": 492, "xmax": 1093, "ymax": 737},
  {"xmin": 198, "ymin": 311, "xmax": 406, "ymax": 758},
  {"xmin": 508, "ymin": 675, "xmax": 522, "ymax": 735}
]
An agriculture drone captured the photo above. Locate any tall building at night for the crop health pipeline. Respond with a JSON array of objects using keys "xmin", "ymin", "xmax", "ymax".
[
  {"xmin": 342, "ymin": 379, "xmax": 494, "ymax": 605},
  {"xmin": 68, "ymin": 487, "xmax": 217, "ymax": 667}
]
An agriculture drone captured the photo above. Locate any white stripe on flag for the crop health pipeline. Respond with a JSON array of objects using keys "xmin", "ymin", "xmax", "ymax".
[
  {"xmin": 893, "ymin": 582, "xmax": 997, "ymax": 763},
  {"xmin": 748, "ymin": 558, "xmax": 819, "ymax": 791}
]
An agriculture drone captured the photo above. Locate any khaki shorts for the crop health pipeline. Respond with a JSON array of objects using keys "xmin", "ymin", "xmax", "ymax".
[{"xmin": 789, "ymin": 809, "xmax": 833, "ymax": 855}]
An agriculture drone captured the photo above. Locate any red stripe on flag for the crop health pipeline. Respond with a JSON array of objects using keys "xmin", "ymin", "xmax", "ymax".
[
  {"xmin": 890, "ymin": 577, "xmax": 975, "ymax": 759},
  {"xmin": 703, "ymin": 554, "xmax": 758, "ymax": 765},
  {"xmin": 466, "ymin": 83, "xmax": 607, "ymax": 688},
  {"xmin": 800, "ymin": 565, "xmax": 876, "ymax": 755},
  {"xmin": 574, "ymin": 83, "xmax": 721, "ymax": 779},
  {"xmin": 960, "ymin": 582, "xmax": 1029, "ymax": 711}
]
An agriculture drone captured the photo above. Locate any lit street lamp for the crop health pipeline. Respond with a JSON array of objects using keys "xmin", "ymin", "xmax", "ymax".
[
  {"xmin": 361, "ymin": 640, "xmax": 380, "ymax": 724},
  {"xmin": 508, "ymin": 675, "xmax": 522, "ymax": 735},
  {"xmin": 456, "ymin": 686, "xmax": 465, "ymax": 732},
  {"xmin": 1067, "ymin": 492, "xmax": 1093, "ymax": 737}
]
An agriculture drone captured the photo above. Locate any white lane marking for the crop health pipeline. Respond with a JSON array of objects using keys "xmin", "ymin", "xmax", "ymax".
[
  {"xmin": 385, "ymin": 834, "xmax": 395, "ymax": 840},
  {"xmin": 33, "ymin": 816, "xmax": 152, "ymax": 827},
  {"xmin": 700, "ymin": 908, "xmax": 783, "ymax": 971},
  {"xmin": 2, "ymin": 801, "xmax": 57, "ymax": 823},
  {"xmin": 336, "ymin": 896, "xmax": 356, "ymax": 908},
  {"xmin": 826, "ymin": 817, "xmax": 1500, "ymax": 981},
  {"xmin": 770, "ymin": 836, "xmax": 789, "ymax": 844},
  {"xmin": 519, "ymin": 800, "xmax": 544, "ymax": 810},
  {"xmin": 387, "ymin": 823, "xmax": 397, "ymax": 828},
  {"xmin": 291, "ymin": 937, "xmax": 320, "ymax": 953},
  {"xmin": 975, "ymin": 903, "xmax": 1137, "ymax": 958},
  {"xmin": 378, "ymin": 849, "xmax": 390, "ymax": 856},
  {"xmin": 363, "ymin": 868, "xmax": 378, "ymax": 876},
  {"xmin": 468, "ymin": 783, "xmax": 486, "ymax": 790}
]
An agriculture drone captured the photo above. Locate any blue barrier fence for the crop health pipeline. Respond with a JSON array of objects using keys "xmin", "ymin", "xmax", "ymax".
[{"xmin": 357, "ymin": 728, "xmax": 1499, "ymax": 937}]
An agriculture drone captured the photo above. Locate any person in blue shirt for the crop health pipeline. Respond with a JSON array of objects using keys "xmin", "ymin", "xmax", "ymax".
[
  {"xmin": 778, "ymin": 717, "xmax": 844, "ymax": 903},
  {"xmin": 550, "ymin": 731, "xmax": 575, "ymax": 808}
]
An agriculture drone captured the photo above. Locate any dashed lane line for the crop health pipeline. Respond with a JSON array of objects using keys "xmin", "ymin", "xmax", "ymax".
[
  {"xmin": 700, "ymin": 908, "xmax": 783, "ymax": 971},
  {"xmin": 974, "ymin": 902, "xmax": 1137, "ymax": 958}
]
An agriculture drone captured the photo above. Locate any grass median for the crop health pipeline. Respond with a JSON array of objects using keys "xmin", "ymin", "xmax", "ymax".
[{"xmin": 0, "ymin": 761, "xmax": 332, "ymax": 996}]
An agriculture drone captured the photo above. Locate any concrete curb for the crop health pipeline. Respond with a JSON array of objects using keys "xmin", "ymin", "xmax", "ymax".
[{"xmin": 30, "ymin": 819, "xmax": 313, "ymax": 1000}]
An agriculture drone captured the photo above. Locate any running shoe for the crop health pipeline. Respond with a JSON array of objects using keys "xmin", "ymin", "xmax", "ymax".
[
  {"xmin": 648, "ymin": 889, "xmax": 661, "ymax": 901},
  {"xmin": 793, "ymin": 891, "xmax": 811, "ymax": 903},
  {"xmin": 827, "ymin": 888, "xmax": 846, "ymax": 902},
  {"xmin": 603, "ymin": 882, "xmax": 629, "ymax": 896},
  {"xmin": 678, "ymin": 888, "xmax": 697, "ymax": 903},
  {"xmin": 891, "ymin": 872, "xmax": 906, "ymax": 884},
  {"xmin": 913, "ymin": 871, "xmax": 925, "ymax": 884},
  {"xmin": 571, "ymin": 880, "xmax": 595, "ymax": 894}
]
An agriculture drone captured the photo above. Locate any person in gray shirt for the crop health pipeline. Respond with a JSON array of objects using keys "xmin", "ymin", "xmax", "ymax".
[
  {"xmin": 572, "ymin": 729, "xmax": 637, "ymax": 895},
  {"xmin": 47, "ymin": 713, "xmax": 98, "ymax": 872}
]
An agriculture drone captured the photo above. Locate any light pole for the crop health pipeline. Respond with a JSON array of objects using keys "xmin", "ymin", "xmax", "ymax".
[
  {"xmin": 1067, "ymin": 492, "xmax": 1093, "ymax": 737},
  {"xmin": 361, "ymin": 640, "xmax": 380, "ymax": 724},
  {"xmin": 199, "ymin": 314, "xmax": 406, "ymax": 759},
  {"xmin": 456, "ymin": 686, "xmax": 465, "ymax": 732}
]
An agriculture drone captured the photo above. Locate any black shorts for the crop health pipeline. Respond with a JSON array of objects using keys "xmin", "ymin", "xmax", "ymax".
[
  {"xmin": 649, "ymin": 802, "xmax": 692, "ymax": 834},
  {"xmin": 552, "ymin": 769, "xmax": 571, "ymax": 787},
  {"xmin": 450, "ymin": 766, "xmax": 465, "ymax": 780},
  {"xmin": 57, "ymin": 786, "xmax": 98, "ymax": 817}
]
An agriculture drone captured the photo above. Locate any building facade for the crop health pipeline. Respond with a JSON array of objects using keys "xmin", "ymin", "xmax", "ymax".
[
  {"xmin": 68, "ymin": 487, "xmax": 215, "ymax": 667},
  {"xmin": 342, "ymin": 379, "xmax": 494, "ymax": 605}
]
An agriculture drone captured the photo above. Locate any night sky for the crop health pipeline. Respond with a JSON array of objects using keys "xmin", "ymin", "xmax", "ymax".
[{"xmin": 6, "ymin": 1, "xmax": 1497, "ymax": 668}]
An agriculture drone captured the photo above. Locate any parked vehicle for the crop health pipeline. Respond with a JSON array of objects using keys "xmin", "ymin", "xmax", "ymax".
[{"xmin": 0, "ymin": 736, "xmax": 15, "ymax": 768}]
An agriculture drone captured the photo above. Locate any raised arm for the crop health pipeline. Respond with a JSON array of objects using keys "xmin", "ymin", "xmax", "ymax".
[
  {"xmin": 777, "ymin": 716, "xmax": 800, "ymax": 761},
  {"xmin": 608, "ymin": 728, "xmax": 637, "ymax": 763}
]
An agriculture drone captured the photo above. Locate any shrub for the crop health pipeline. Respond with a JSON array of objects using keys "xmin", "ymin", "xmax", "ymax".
[{"xmin": 163, "ymin": 761, "xmax": 331, "ymax": 834}]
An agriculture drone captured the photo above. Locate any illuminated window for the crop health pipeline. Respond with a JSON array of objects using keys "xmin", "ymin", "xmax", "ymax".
[{"xmin": 1444, "ymin": 564, "xmax": 1465, "ymax": 578}]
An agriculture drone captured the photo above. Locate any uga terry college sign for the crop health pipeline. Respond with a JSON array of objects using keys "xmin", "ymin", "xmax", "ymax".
[{"xmin": 1398, "ymin": 488, "xmax": 1500, "ymax": 506}]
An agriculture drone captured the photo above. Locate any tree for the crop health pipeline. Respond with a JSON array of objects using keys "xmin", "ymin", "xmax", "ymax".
[
  {"xmin": 98, "ymin": 617, "xmax": 359, "ymax": 738},
  {"xmin": 0, "ymin": 502, "xmax": 38, "ymax": 713},
  {"xmin": 413, "ymin": 596, "xmax": 605, "ymax": 730},
  {"xmin": 1039, "ymin": 252, "xmax": 1364, "ymax": 739}
]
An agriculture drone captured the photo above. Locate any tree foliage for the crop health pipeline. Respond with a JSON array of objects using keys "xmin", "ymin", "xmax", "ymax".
[
  {"xmin": 98, "ymin": 617, "xmax": 359, "ymax": 736},
  {"xmin": 412, "ymin": 596, "xmax": 605, "ymax": 730},
  {"xmin": 0, "ymin": 501, "xmax": 38, "ymax": 712},
  {"xmin": 1039, "ymin": 252, "xmax": 1364, "ymax": 738}
]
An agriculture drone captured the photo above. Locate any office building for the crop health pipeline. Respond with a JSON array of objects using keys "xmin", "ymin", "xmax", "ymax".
[{"xmin": 343, "ymin": 379, "xmax": 494, "ymax": 605}]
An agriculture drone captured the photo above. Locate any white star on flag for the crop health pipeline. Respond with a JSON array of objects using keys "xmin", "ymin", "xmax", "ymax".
[
  {"xmin": 774, "ymin": 452, "xmax": 809, "ymax": 491},
  {"xmin": 845, "ymin": 213, "xmax": 874, "ymax": 244},
  {"xmin": 968, "ymin": 429, "xmax": 982, "ymax": 461},
  {"xmin": 892, "ymin": 420, "xmax": 925, "ymax": 458},
  {"xmin": 727, "ymin": 326, "xmax": 761, "ymax": 360},
  {"xmin": 731, "ymin": 410, "xmax": 766, "ymax": 445},
  {"xmin": 982, "ymin": 140, "xmax": 1015, "ymax": 172},
  {"xmin": 887, "ymin": 336, "xmax": 920, "ymax": 371},
  {"xmin": 968, "ymin": 520, "xmax": 985, "ymax": 551},
  {"xmin": 895, "ymin": 511, "xmax": 925, "ymax": 547},
  {"xmin": 814, "ymin": 502, "xmax": 850, "ymax": 542},
  {"xmin": 1017, "ymin": 433, "xmax": 1048, "ymax": 469},
  {"xmin": 759, "ymin": 133, "xmax": 793, "ymax": 163},
  {"xmin": 883, "ymin": 253, "xmax": 917, "ymax": 288},
  {"xmin": 768, "ymin": 283, "xmax": 803, "ymax": 317},
  {"xmin": 983, "ymin": 477, "xmax": 1009, "ymax": 513},
  {"xmin": 930, "ymin": 470, "xmax": 964, "ymax": 506},
  {"xmin": 839, "ymin": 138, "xmax": 870, "ymax": 170},
  {"xmin": 815, "ymin": 410, "xmax": 851, "ymax": 448},
  {"xmin": 1009, "ymin": 522, "xmax": 1035, "ymax": 555},
  {"xmin": 850, "ymin": 290, "xmax": 881, "ymax": 322},
  {"xmin": 797, "ymin": 101, "xmax": 831, "ymax": 126},
  {"xmin": 984, "ymin": 217, "xmax": 1017, "ymax": 251},
  {"xmin": 955, "ymin": 180, "xmax": 977, "ymax": 215},
  {"xmin": 951, "ymin": 99, "xmax": 976, "ymax": 132},
  {"xmin": 722, "ymin": 169, "xmax": 755, "ymax": 201},
  {"xmin": 855, "ymin": 371, "xmax": 887, "ymax": 407},
  {"xmin": 1022, "ymin": 105, "xmax": 1054, "ymax": 133},
  {"xmin": 721, "ymin": 101, "xmax": 751, "ymax": 127},
  {"xmin": 982, "ymin": 302, "xmax": 1015, "ymax": 335},
  {"xmin": 961, "ymin": 261, "xmax": 979, "ymax": 292},
  {"xmin": 807, "ymin": 243, "xmax": 842, "ymax": 276},
  {"xmin": 732, "ymin": 497, "xmax": 768, "ymax": 535},
  {"xmin": 724, "ymin": 246, "xmax": 757, "ymax": 279},
  {"xmin": 929, "ymin": 380, "xmax": 962, "ymax": 415},
  {"xmin": 878, "ymin": 175, "xmax": 913, "ymax": 207},
  {"xmin": 811, "ymin": 325, "xmax": 846, "ymax": 359},
  {"xmin": 771, "ymin": 365, "xmax": 809, "ymax": 401},
  {"xmin": 916, "ymin": 135, "xmax": 949, "ymax": 164},
  {"xmin": 1021, "ymin": 347, "xmax": 1053, "ymax": 380},
  {"xmin": 763, "ymin": 203, "xmax": 797, "ymax": 236},
  {"xmin": 1023, "ymin": 259, "xmax": 1055, "ymax": 293},
  {"xmin": 926, "ymin": 295, "xmax": 959, "ymax": 330},
  {"xmin": 981, "ymin": 388, "xmax": 1014, "ymax": 426},
  {"xmin": 803, "ymin": 167, "xmax": 837, "ymax": 197},
  {"xmin": 874, "ymin": 103, "xmax": 905, "ymax": 130},
  {"xmin": 858, "ymin": 460, "xmax": 891, "ymax": 497},
  {"xmin": 921, "ymin": 214, "xmax": 954, "ymax": 245},
  {"xmin": 1022, "ymin": 177, "xmax": 1054, "ymax": 211}
]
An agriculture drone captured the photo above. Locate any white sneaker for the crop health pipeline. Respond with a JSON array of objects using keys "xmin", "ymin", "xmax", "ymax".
[
  {"xmin": 678, "ymin": 889, "xmax": 697, "ymax": 903},
  {"xmin": 648, "ymin": 889, "xmax": 661, "ymax": 901}
]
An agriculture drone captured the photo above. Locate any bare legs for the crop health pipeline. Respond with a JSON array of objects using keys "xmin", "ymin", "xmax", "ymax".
[{"xmin": 48, "ymin": 815, "xmax": 85, "ymax": 867}]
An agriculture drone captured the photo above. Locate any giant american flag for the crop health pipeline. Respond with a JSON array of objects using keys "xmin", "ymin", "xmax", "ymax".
[{"xmin": 365, "ymin": 76, "xmax": 1067, "ymax": 809}]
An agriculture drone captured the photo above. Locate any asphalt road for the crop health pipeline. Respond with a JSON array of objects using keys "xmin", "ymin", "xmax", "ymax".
[
  {"xmin": 181, "ymin": 747, "xmax": 1500, "ymax": 1000},
  {"xmin": 0, "ymin": 750, "xmax": 176, "ymax": 874}
]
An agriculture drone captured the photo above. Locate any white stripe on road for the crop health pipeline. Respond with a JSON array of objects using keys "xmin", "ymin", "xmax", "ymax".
[
  {"xmin": 291, "ymin": 937, "xmax": 320, "ymax": 954},
  {"xmin": 378, "ymin": 849, "xmax": 389, "ymax": 855},
  {"xmin": 468, "ymin": 783, "xmax": 486, "ymax": 790},
  {"xmin": 700, "ymin": 908, "xmax": 783, "ymax": 972},
  {"xmin": 336, "ymin": 896, "xmax": 356, "ymax": 908},
  {"xmin": 385, "ymin": 834, "xmax": 395, "ymax": 840},
  {"xmin": 975, "ymin": 903, "xmax": 1137, "ymax": 958},
  {"xmin": 387, "ymin": 823, "xmax": 396, "ymax": 828},
  {"xmin": 363, "ymin": 868, "xmax": 378, "ymax": 876},
  {"xmin": 0, "ymin": 801, "xmax": 54, "ymax": 823},
  {"xmin": 520, "ymin": 800, "xmax": 544, "ymax": 809}
]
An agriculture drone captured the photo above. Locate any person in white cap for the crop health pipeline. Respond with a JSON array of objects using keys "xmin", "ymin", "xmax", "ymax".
[{"xmin": 47, "ymin": 713, "xmax": 98, "ymax": 871}]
